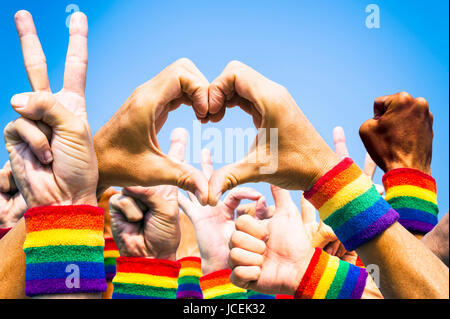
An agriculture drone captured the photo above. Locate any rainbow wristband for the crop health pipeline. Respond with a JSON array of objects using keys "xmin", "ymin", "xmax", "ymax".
[
  {"xmin": 23, "ymin": 205, "xmax": 106, "ymax": 296},
  {"xmin": 199, "ymin": 269, "xmax": 247, "ymax": 299},
  {"xmin": 304, "ymin": 158, "xmax": 399, "ymax": 251},
  {"xmin": 383, "ymin": 168, "xmax": 438, "ymax": 234},
  {"xmin": 247, "ymin": 290, "xmax": 275, "ymax": 299},
  {"xmin": 112, "ymin": 257, "xmax": 180, "ymax": 299},
  {"xmin": 0, "ymin": 227, "xmax": 11, "ymax": 240},
  {"xmin": 104, "ymin": 237, "xmax": 120, "ymax": 281},
  {"xmin": 295, "ymin": 248, "xmax": 367, "ymax": 299},
  {"xmin": 177, "ymin": 257, "xmax": 203, "ymax": 299}
]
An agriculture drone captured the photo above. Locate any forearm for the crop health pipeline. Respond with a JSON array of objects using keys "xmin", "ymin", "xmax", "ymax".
[
  {"xmin": 305, "ymin": 158, "xmax": 449, "ymax": 298},
  {"xmin": 422, "ymin": 213, "xmax": 449, "ymax": 266},
  {"xmin": 357, "ymin": 222, "xmax": 448, "ymax": 298},
  {"xmin": 0, "ymin": 218, "xmax": 27, "ymax": 298}
]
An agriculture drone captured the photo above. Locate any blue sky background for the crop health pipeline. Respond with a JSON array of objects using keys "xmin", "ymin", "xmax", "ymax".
[{"xmin": 1, "ymin": 0, "xmax": 448, "ymax": 219}]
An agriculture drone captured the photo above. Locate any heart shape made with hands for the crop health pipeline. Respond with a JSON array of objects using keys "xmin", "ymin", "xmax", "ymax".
[{"xmin": 95, "ymin": 59, "xmax": 289, "ymax": 206}]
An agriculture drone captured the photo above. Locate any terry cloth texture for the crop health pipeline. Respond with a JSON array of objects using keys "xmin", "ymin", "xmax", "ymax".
[
  {"xmin": 104, "ymin": 237, "xmax": 119, "ymax": 281},
  {"xmin": 112, "ymin": 257, "xmax": 180, "ymax": 299},
  {"xmin": 199, "ymin": 269, "xmax": 247, "ymax": 299},
  {"xmin": 295, "ymin": 248, "xmax": 367, "ymax": 299},
  {"xmin": 23, "ymin": 205, "xmax": 106, "ymax": 296},
  {"xmin": 383, "ymin": 168, "xmax": 438, "ymax": 234},
  {"xmin": 304, "ymin": 158, "xmax": 399, "ymax": 251},
  {"xmin": 177, "ymin": 256, "xmax": 203, "ymax": 299}
]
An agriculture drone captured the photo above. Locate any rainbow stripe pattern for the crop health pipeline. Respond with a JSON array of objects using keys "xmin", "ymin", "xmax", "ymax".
[
  {"xmin": 304, "ymin": 158, "xmax": 399, "ymax": 251},
  {"xmin": 23, "ymin": 205, "xmax": 106, "ymax": 296},
  {"xmin": 177, "ymin": 257, "xmax": 203, "ymax": 299},
  {"xmin": 104, "ymin": 237, "xmax": 120, "ymax": 281},
  {"xmin": 295, "ymin": 248, "xmax": 367, "ymax": 299},
  {"xmin": 383, "ymin": 168, "xmax": 438, "ymax": 234},
  {"xmin": 247, "ymin": 290, "xmax": 275, "ymax": 299},
  {"xmin": 199, "ymin": 269, "xmax": 247, "ymax": 299},
  {"xmin": 112, "ymin": 257, "xmax": 180, "ymax": 299}
]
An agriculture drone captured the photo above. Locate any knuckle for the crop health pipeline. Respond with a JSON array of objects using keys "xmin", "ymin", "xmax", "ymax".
[
  {"xmin": 175, "ymin": 57, "xmax": 194, "ymax": 69},
  {"xmin": 34, "ymin": 92, "xmax": 54, "ymax": 108},
  {"xmin": 226, "ymin": 60, "xmax": 245, "ymax": 71},
  {"xmin": 396, "ymin": 91, "xmax": 413, "ymax": 104}
]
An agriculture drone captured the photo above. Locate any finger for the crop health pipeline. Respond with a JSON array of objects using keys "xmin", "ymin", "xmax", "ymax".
[
  {"xmin": 0, "ymin": 165, "xmax": 17, "ymax": 193},
  {"xmin": 230, "ymin": 231, "xmax": 266, "ymax": 254},
  {"xmin": 373, "ymin": 95, "xmax": 392, "ymax": 118},
  {"xmin": 208, "ymin": 160, "xmax": 259, "ymax": 206},
  {"xmin": 375, "ymin": 184, "xmax": 385, "ymax": 196},
  {"xmin": 332, "ymin": 126, "xmax": 349, "ymax": 158},
  {"xmin": 177, "ymin": 191, "xmax": 196, "ymax": 220},
  {"xmin": 208, "ymin": 60, "xmax": 268, "ymax": 115},
  {"xmin": 300, "ymin": 192, "xmax": 316, "ymax": 224},
  {"xmin": 222, "ymin": 187, "xmax": 264, "ymax": 212},
  {"xmin": 235, "ymin": 215, "xmax": 268, "ymax": 241},
  {"xmin": 168, "ymin": 128, "xmax": 188, "ymax": 162},
  {"xmin": 10, "ymin": 92, "xmax": 74, "ymax": 129},
  {"xmin": 229, "ymin": 247, "xmax": 264, "ymax": 269},
  {"xmin": 9, "ymin": 117, "xmax": 53, "ymax": 164},
  {"xmin": 363, "ymin": 153, "xmax": 377, "ymax": 179},
  {"xmin": 14, "ymin": 10, "xmax": 51, "ymax": 92},
  {"xmin": 200, "ymin": 148, "xmax": 214, "ymax": 180},
  {"xmin": 109, "ymin": 194, "xmax": 144, "ymax": 223},
  {"xmin": 63, "ymin": 12, "xmax": 88, "ymax": 97},
  {"xmin": 270, "ymin": 185, "xmax": 296, "ymax": 213},
  {"xmin": 324, "ymin": 240, "xmax": 341, "ymax": 256},
  {"xmin": 230, "ymin": 266, "xmax": 261, "ymax": 290}
]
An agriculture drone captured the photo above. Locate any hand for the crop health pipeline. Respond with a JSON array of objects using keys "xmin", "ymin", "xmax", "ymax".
[
  {"xmin": 94, "ymin": 58, "xmax": 209, "ymax": 204},
  {"xmin": 228, "ymin": 185, "xmax": 315, "ymax": 295},
  {"xmin": 359, "ymin": 92, "xmax": 433, "ymax": 174},
  {"xmin": 4, "ymin": 11, "xmax": 98, "ymax": 207},
  {"xmin": 0, "ymin": 162, "xmax": 27, "ymax": 228},
  {"xmin": 109, "ymin": 128, "xmax": 188, "ymax": 260},
  {"xmin": 178, "ymin": 148, "xmax": 267, "ymax": 274},
  {"xmin": 98, "ymin": 187, "xmax": 119, "ymax": 238},
  {"xmin": 207, "ymin": 61, "xmax": 340, "ymax": 205}
]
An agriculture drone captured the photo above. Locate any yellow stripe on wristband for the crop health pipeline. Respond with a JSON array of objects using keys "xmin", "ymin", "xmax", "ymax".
[
  {"xmin": 384, "ymin": 185, "xmax": 437, "ymax": 204},
  {"xmin": 179, "ymin": 266, "xmax": 203, "ymax": 278},
  {"xmin": 103, "ymin": 250, "xmax": 121, "ymax": 258},
  {"xmin": 113, "ymin": 272, "xmax": 178, "ymax": 289},
  {"xmin": 313, "ymin": 256, "xmax": 340, "ymax": 299},
  {"xmin": 320, "ymin": 174, "xmax": 373, "ymax": 220},
  {"xmin": 203, "ymin": 282, "xmax": 247, "ymax": 299},
  {"xmin": 24, "ymin": 229, "xmax": 104, "ymax": 249}
]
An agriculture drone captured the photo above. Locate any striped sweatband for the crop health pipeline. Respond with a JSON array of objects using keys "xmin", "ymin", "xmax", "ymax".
[
  {"xmin": 295, "ymin": 248, "xmax": 368, "ymax": 299},
  {"xmin": 199, "ymin": 269, "xmax": 247, "ymax": 299},
  {"xmin": 247, "ymin": 290, "xmax": 275, "ymax": 299},
  {"xmin": 23, "ymin": 205, "xmax": 106, "ymax": 296},
  {"xmin": 112, "ymin": 257, "xmax": 180, "ymax": 299},
  {"xmin": 177, "ymin": 257, "xmax": 203, "ymax": 299},
  {"xmin": 304, "ymin": 158, "xmax": 399, "ymax": 251},
  {"xmin": 383, "ymin": 168, "xmax": 438, "ymax": 234},
  {"xmin": 104, "ymin": 237, "xmax": 119, "ymax": 281}
]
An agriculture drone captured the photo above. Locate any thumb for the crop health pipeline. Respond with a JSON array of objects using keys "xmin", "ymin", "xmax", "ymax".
[
  {"xmin": 208, "ymin": 160, "xmax": 258, "ymax": 206},
  {"xmin": 270, "ymin": 185, "xmax": 296, "ymax": 215},
  {"xmin": 10, "ymin": 92, "xmax": 73, "ymax": 128}
]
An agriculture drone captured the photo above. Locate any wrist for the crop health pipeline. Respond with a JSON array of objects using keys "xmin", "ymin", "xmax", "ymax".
[
  {"xmin": 385, "ymin": 161, "xmax": 431, "ymax": 175},
  {"xmin": 307, "ymin": 149, "xmax": 341, "ymax": 191},
  {"xmin": 287, "ymin": 246, "xmax": 315, "ymax": 295}
]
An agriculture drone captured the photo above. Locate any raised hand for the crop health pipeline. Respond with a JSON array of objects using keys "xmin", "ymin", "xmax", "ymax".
[
  {"xmin": 4, "ymin": 11, "xmax": 98, "ymax": 207},
  {"xmin": 359, "ymin": 92, "xmax": 433, "ymax": 174},
  {"xmin": 178, "ymin": 148, "xmax": 266, "ymax": 274},
  {"xmin": 207, "ymin": 61, "xmax": 341, "ymax": 205},
  {"xmin": 0, "ymin": 162, "xmax": 27, "ymax": 228},
  {"xmin": 94, "ymin": 59, "xmax": 209, "ymax": 204},
  {"xmin": 228, "ymin": 185, "xmax": 314, "ymax": 295},
  {"xmin": 109, "ymin": 128, "xmax": 188, "ymax": 260}
]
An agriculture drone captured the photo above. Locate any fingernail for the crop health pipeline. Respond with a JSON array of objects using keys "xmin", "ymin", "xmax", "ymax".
[
  {"xmin": 11, "ymin": 94, "xmax": 29, "ymax": 108},
  {"xmin": 44, "ymin": 150, "xmax": 53, "ymax": 164}
]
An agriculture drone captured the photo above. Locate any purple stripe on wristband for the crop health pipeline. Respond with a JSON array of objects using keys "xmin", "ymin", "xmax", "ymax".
[
  {"xmin": 398, "ymin": 219, "xmax": 435, "ymax": 233},
  {"xmin": 177, "ymin": 290, "xmax": 204, "ymax": 299},
  {"xmin": 344, "ymin": 208, "xmax": 399, "ymax": 251},
  {"xmin": 25, "ymin": 278, "xmax": 107, "ymax": 296},
  {"xmin": 350, "ymin": 268, "xmax": 368, "ymax": 299}
]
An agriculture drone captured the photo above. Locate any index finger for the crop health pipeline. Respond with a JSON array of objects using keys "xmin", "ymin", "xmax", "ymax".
[
  {"xmin": 363, "ymin": 153, "xmax": 377, "ymax": 179},
  {"xmin": 332, "ymin": 126, "xmax": 349, "ymax": 158},
  {"xmin": 14, "ymin": 10, "xmax": 51, "ymax": 92},
  {"xmin": 63, "ymin": 12, "xmax": 88, "ymax": 97}
]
